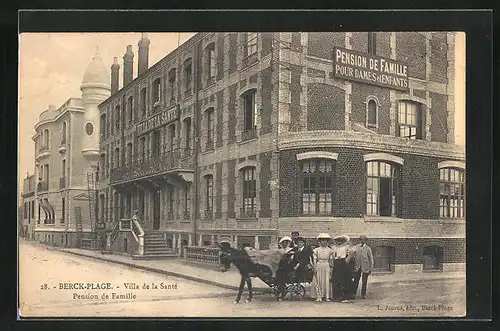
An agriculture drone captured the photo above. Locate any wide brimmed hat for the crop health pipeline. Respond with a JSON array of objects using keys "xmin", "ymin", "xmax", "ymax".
[
  {"xmin": 317, "ymin": 233, "xmax": 331, "ymax": 240},
  {"xmin": 218, "ymin": 238, "xmax": 234, "ymax": 247},
  {"xmin": 279, "ymin": 236, "xmax": 292, "ymax": 244},
  {"xmin": 332, "ymin": 234, "xmax": 350, "ymax": 244}
]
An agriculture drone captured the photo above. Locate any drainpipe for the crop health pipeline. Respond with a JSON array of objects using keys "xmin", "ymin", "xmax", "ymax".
[{"xmin": 193, "ymin": 35, "xmax": 202, "ymax": 244}]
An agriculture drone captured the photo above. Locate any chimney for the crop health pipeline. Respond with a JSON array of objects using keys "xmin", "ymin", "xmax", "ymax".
[
  {"xmin": 123, "ymin": 45, "xmax": 134, "ymax": 86},
  {"xmin": 138, "ymin": 33, "xmax": 151, "ymax": 76},
  {"xmin": 111, "ymin": 57, "xmax": 120, "ymax": 94}
]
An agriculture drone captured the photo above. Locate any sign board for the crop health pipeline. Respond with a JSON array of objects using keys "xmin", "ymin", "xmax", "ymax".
[
  {"xmin": 332, "ymin": 47, "xmax": 409, "ymax": 91},
  {"xmin": 136, "ymin": 104, "xmax": 180, "ymax": 136}
]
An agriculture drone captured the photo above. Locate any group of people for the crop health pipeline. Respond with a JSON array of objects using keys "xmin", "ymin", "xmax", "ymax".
[{"xmin": 276, "ymin": 231, "xmax": 374, "ymax": 303}]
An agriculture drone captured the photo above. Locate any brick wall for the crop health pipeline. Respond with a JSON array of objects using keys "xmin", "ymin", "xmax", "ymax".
[
  {"xmin": 279, "ymin": 147, "xmax": 449, "ymax": 219},
  {"xmin": 307, "ymin": 83, "xmax": 345, "ymax": 130},
  {"xmin": 351, "ymin": 84, "xmax": 391, "ymax": 134},
  {"xmin": 307, "ymin": 32, "xmax": 345, "ymax": 59},
  {"xmin": 350, "ymin": 32, "xmax": 393, "ymax": 57},
  {"xmin": 260, "ymin": 67, "xmax": 273, "ymax": 135},
  {"xmin": 227, "ymin": 83, "xmax": 237, "ymax": 145},
  {"xmin": 259, "ymin": 151, "xmax": 272, "ymax": 217},
  {"xmin": 396, "ymin": 32, "xmax": 427, "ymax": 80},
  {"xmin": 430, "ymin": 92, "xmax": 449, "ymax": 143},
  {"xmin": 351, "ymin": 32, "xmax": 368, "ymax": 53},
  {"xmin": 430, "ymin": 32, "xmax": 448, "ymax": 84},
  {"xmin": 289, "ymin": 64, "xmax": 302, "ymax": 132}
]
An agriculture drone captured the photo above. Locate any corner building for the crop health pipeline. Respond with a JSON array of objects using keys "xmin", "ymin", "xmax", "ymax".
[{"xmin": 100, "ymin": 32, "xmax": 464, "ymax": 273}]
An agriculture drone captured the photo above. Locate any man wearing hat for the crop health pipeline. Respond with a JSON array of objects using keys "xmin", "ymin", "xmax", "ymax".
[
  {"xmin": 292, "ymin": 236, "xmax": 313, "ymax": 283},
  {"xmin": 351, "ymin": 235, "xmax": 374, "ymax": 299},
  {"xmin": 290, "ymin": 231, "xmax": 300, "ymax": 248}
]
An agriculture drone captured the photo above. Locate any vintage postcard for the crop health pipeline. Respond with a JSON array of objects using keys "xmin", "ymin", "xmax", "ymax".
[{"xmin": 18, "ymin": 31, "xmax": 466, "ymax": 318}]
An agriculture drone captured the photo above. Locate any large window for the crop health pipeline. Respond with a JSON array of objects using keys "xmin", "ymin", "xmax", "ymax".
[
  {"xmin": 184, "ymin": 183, "xmax": 191, "ymax": 219},
  {"xmin": 183, "ymin": 59, "xmax": 192, "ymax": 96},
  {"xmin": 115, "ymin": 105, "xmax": 121, "ymax": 131},
  {"xmin": 398, "ymin": 101, "xmax": 423, "ymax": 139},
  {"xmin": 114, "ymin": 148, "xmax": 120, "ymax": 168},
  {"xmin": 61, "ymin": 198, "xmax": 65, "ymax": 224},
  {"xmin": 205, "ymin": 175, "xmax": 213, "ymax": 218},
  {"xmin": 301, "ymin": 159, "xmax": 334, "ymax": 215},
  {"xmin": 151, "ymin": 130, "xmax": 160, "ymax": 157},
  {"xmin": 368, "ymin": 32, "xmax": 377, "ymax": 55},
  {"xmin": 241, "ymin": 167, "xmax": 256, "ymax": 217},
  {"xmin": 206, "ymin": 108, "xmax": 214, "ymax": 145},
  {"xmin": 168, "ymin": 68, "xmax": 176, "ymax": 102},
  {"xmin": 244, "ymin": 32, "xmax": 258, "ymax": 57},
  {"xmin": 206, "ymin": 43, "xmax": 216, "ymax": 83},
  {"xmin": 100, "ymin": 114, "xmax": 107, "ymax": 138},
  {"xmin": 242, "ymin": 90, "xmax": 256, "ymax": 132},
  {"xmin": 61, "ymin": 122, "xmax": 67, "ymax": 144},
  {"xmin": 140, "ymin": 137, "xmax": 146, "ymax": 162},
  {"xmin": 152, "ymin": 78, "xmax": 161, "ymax": 108},
  {"xmin": 184, "ymin": 118, "xmax": 192, "ymax": 152},
  {"xmin": 439, "ymin": 168, "xmax": 465, "ymax": 218},
  {"xmin": 140, "ymin": 88, "xmax": 147, "ymax": 116},
  {"xmin": 169, "ymin": 125, "xmax": 176, "ymax": 151},
  {"xmin": 127, "ymin": 96, "xmax": 133, "ymax": 123},
  {"xmin": 366, "ymin": 161, "xmax": 399, "ymax": 216},
  {"xmin": 126, "ymin": 143, "xmax": 133, "ymax": 165}
]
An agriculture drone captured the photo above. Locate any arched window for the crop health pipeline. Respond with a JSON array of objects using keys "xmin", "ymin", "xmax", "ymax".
[
  {"xmin": 61, "ymin": 122, "xmax": 67, "ymax": 144},
  {"xmin": 366, "ymin": 98, "xmax": 378, "ymax": 128},
  {"xmin": 241, "ymin": 167, "xmax": 256, "ymax": 218},
  {"xmin": 115, "ymin": 105, "xmax": 121, "ymax": 131},
  {"xmin": 43, "ymin": 129, "xmax": 49, "ymax": 148},
  {"xmin": 439, "ymin": 168, "xmax": 465, "ymax": 218},
  {"xmin": 127, "ymin": 96, "xmax": 134, "ymax": 123},
  {"xmin": 152, "ymin": 78, "xmax": 162, "ymax": 108},
  {"xmin": 100, "ymin": 114, "xmax": 107, "ymax": 138},
  {"xmin": 183, "ymin": 58, "xmax": 193, "ymax": 97},
  {"xmin": 398, "ymin": 101, "xmax": 424, "ymax": 140},
  {"xmin": 423, "ymin": 245, "xmax": 443, "ymax": 271},
  {"xmin": 205, "ymin": 43, "xmax": 216, "ymax": 84},
  {"xmin": 140, "ymin": 88, "xmax": 147, "ymax": 116},
  {"xmin": 366, "ymin": 161, "xmax": 400, "ymax": 216},
  {"xmin": 114, "ymin": 148, "xmax": 120, "ymax": 168},
  {"xmin": 184, "ymin": 117, "xmax": 192, "ymax": 153},
  {"xmin": 168, "ymin": 68, "xmax": 176, "ymax": 103},
  {"xmin": 99, "ymin": 153, "xmax": 106, "ymax": 177},
  {"xmin": 126, "ymin": 143, "xmax": 133, "ymax": 165},
  {"xmin": 205, "ymin": 108, "xmax": 214, "ymax": 149},
  {"xmin": 301, "ymin": 159, "xmax": 335, "ymax": 215},
  {"xmin": 373, "ymin": 245, "xmax": 395, "ymax": 271}
]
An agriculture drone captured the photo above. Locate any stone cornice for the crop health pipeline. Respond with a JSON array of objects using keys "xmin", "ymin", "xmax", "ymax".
[{"xmin": 279, "ymin": 131, "xmax": 465, "ymax": 160}]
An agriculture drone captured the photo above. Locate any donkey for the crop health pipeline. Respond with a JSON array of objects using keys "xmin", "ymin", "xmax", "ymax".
[{"xmin": 217, "ymin": 242, "xmax": 294, "ymax": 304}]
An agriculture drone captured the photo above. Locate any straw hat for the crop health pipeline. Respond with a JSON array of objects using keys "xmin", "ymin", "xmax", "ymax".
[
  {"xmin": 279, "ymin": 236, "xmax": 292, "ymax": 244},
  {"xmin": 332, "ymin": 234, "xmax": 350, "ymax": 244},
  {"xmin": 316, "ymin": 233, "xmax": 331, "ymax": 240}
]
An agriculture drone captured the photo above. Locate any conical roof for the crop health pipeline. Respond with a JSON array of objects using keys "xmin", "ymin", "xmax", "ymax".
[{"xmin": 81, "ymin": 49, "xmax": 110, "ymax": 88}]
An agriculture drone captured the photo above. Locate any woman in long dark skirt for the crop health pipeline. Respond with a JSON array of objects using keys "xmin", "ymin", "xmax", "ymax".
[{"xmin": 330, "ymin": 235, "xmax": 353, "ymax": 303}]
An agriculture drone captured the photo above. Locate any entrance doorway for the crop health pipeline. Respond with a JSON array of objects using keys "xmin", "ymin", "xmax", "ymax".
[{"xmin": 153, "ymin": 189, "xmax": 161, "ymax": 230}]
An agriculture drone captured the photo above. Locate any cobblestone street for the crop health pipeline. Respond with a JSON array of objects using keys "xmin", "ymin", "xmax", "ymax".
[{"xmin": 19, "ymin": 241, "xmax": 465, "ymax": 318}]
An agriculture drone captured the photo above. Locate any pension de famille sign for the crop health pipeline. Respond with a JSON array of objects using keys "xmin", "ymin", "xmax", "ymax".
[{"xmin": 333, "ymin": 47, "xmax": 409, "ymax": 91}]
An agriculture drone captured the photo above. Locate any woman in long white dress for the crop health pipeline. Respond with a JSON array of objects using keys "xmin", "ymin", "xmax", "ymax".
[{"xmin": 311, "ymin": 233, "xmax": 334, "ymax": 302}]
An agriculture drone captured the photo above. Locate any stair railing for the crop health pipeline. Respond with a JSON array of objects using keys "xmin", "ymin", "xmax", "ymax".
[{"xmin": 106, "ymin": 221, "xmax": 120, "ymax": 251}]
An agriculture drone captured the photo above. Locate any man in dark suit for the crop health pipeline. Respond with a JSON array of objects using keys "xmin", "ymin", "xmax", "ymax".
[
  {"xmin": 351, "ymin": 235, "xmax": 374, "ymax": 299},
  {"xmin": 292, "ymin": 237, "xmax": 313, "ymax": 283},
  {"xmin": 290, "ymin": 231, "xmax": 300, "ymax": 248}
]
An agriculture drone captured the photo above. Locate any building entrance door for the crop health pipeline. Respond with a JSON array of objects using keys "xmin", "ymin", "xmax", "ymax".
[{"xmin": 153, "ymin": 189, "xmax": 161, "ymax": 230}]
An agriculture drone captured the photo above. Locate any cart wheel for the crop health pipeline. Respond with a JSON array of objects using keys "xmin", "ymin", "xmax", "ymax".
[{"xmin": 289, "ymin": 284, "xmax": 306, "ymax": 300}]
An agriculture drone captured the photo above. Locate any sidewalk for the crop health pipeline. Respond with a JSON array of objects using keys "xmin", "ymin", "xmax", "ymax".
[{"xmin": 45, "ymin": 243, "xmax": 465, "ymax": 291}]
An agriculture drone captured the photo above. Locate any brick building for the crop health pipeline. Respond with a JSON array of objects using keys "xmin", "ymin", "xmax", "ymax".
[
  {"xmin": 31, "ymin": 51, "xmax": 110, "ymax": 247},
  {"xmin": 99, "ymin": 32, "xmax": 464, "ymax": 273}
]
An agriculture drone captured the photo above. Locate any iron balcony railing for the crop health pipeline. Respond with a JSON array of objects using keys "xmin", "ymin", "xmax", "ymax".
[{"xmin": 110, "ymin": 148, "xmax": 194, "ymax": 183}]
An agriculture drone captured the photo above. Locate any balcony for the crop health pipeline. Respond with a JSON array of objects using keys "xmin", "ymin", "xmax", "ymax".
[
  {"xmin": 242, "ymin": 53, "xmax": 258, "ymax": 68},
  {"xmin": 109, "ymin": 148, "xmax": 194, "ymax": 184},
  {"xmin": 58, "ymin": 139, "xmax": 67, "ymax": 154},
  {"xmin": 36, "ymin": 145, "xmax": 50, "ymax": 160},
  {"xmin": 239, "ymin": 207, "xmax": 257, "ymax": 219},
  {"xmin": 37, "ymin": 181, "xmax": 49, "ymax": 192},
  {"xmin": 59, "ymin": 177, "xmax": 66, "ymax": 189}
]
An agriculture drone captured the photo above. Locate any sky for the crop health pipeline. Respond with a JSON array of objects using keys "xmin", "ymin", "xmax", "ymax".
[{"xmin": 18, "ymin": 32, "xmax": 465, "ymax": 202}]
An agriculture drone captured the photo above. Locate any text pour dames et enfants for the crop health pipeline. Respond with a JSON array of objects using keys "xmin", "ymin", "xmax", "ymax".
[{"xmin": 334, "ymin": 48, "xmax": 409, "ymax": 89}]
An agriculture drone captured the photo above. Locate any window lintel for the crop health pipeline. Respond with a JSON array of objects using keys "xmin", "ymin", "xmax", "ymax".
[
  {"xmin": 364, "ymin": 153, "xmax": 404, "ymax": 166},
  {"xmin": 438, "ymin": 161, "xmax": 465, "ymax": 170},
  {"xmin": 296, "ymin": 151, "xmax": 339, "ymax": 161},
  {"xmin": 237, "ymin": 160, "xmax": 258, "ymax": 171}
]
